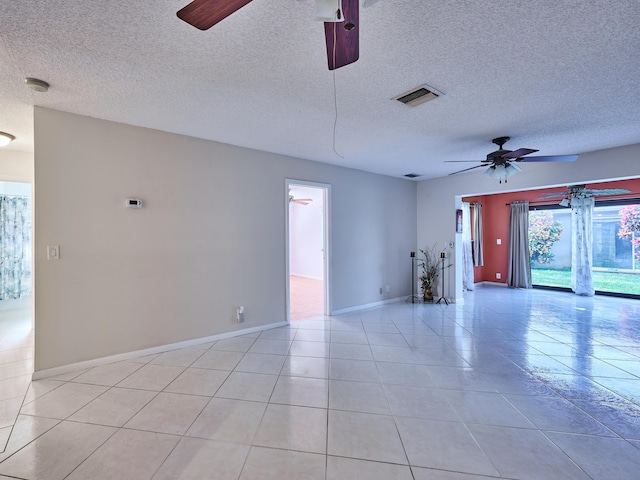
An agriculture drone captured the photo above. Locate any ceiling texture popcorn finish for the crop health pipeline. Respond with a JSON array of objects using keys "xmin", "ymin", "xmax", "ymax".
[{"xmin": 1, "ymin": 1, "xmax": 640, "ymax": 180}]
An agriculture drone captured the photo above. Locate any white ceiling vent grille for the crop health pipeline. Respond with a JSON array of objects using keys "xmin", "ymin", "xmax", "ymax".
[{"xmin": 393, "ymin": 84, "xmax": 443, "ymax": 107}]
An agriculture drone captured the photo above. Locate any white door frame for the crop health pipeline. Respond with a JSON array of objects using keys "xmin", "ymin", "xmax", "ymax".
[{"xmin": 285, "ymin": 179, "xmax": 331, "ymax": 323}]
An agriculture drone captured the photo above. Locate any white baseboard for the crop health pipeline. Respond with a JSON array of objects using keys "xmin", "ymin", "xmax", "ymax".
[
  {"xmin": 331, "ymin": 296, "xmax": 405, "ymax": 315},
  {"xmin": 32, "ymin": 321, "xmax": 289, "ymax": 381},
  {"xmin": 476, "ymin": 281, "xmax": 508, "ymax": 288}
]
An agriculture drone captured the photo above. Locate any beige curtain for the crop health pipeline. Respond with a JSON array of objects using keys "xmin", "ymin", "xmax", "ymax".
[{"xmin": 507, "ymin": 201, "xmax": 532, "ymax": 288}]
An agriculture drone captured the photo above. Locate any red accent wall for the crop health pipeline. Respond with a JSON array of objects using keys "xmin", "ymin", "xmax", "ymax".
[{"xmin": 464, "ymin": 178, "xmax": 640, "ymax": 285}]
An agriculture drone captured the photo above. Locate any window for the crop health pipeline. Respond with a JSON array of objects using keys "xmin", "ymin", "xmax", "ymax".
[{"xmin": 529, "ymin": 202, "xmax": 640, "ymax": 296}]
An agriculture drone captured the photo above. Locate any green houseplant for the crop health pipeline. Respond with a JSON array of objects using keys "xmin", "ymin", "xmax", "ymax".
[{"xmin": 418, "ymin": 246, "xmax": 440, "ymax": 302}]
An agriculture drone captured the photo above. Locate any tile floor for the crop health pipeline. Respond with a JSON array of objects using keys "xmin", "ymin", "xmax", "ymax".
[{"xmin": 1, "ymin": 286, "xmax": 640, "ymax": 479}]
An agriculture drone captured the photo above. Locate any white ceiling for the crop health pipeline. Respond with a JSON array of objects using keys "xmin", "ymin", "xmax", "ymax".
[{"xmin": 1, "ymin": 1, "xmax": 640, "ymax": 181}]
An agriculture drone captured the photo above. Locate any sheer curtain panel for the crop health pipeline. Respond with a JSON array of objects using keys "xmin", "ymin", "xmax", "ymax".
[
  {"xmin": 571, "ymin": 195, "xmax": 595, "ymax": 296},
  {"xmin": 507, "ymin": 201, "xmax": 532, "ymax": 288},
  {"xmin": 472, "ymin": 203, "xmax": 484, "ymax": 266},
  {"xmin": 0, "ymin": 196, "xmax": 32, "ymax": 300},
  {"xmin": 462, "ymin": 202, "xmax": 474, "ymax": 291}
]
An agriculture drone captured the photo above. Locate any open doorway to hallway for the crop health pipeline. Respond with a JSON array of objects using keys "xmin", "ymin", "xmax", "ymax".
[{"xmin": 287, "ymin": 181, "xmax": 329, "ymax": 321}]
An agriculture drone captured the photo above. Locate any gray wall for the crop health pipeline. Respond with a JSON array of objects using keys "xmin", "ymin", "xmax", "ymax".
[{"xmin": 33, "ymin": 108, "xmax": 417, "ymax": 371}]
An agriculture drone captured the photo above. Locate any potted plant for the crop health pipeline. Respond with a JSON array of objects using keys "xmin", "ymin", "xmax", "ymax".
[{"xmin": 418, "ymin": 246, "xmax": 440, "ymax": 302}]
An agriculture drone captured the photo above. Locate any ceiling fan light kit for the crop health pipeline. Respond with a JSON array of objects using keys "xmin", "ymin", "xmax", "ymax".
[
  {"xmin": 0, "ymin": 132, "xmax": 16, "ymax": 147},
  {"xmin": 447, "ymin": 136, "xmax": 579, "ymax": 182}
]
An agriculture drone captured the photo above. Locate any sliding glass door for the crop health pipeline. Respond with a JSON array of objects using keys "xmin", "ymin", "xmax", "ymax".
[{"xmin": 529, "ymin": 202, "xmax": 640, "ymax": 296}]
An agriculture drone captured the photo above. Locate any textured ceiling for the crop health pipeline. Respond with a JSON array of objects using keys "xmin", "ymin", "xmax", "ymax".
[{"xmin": 1, "ymin": 1, "xmax": 640, "ymax": 180}]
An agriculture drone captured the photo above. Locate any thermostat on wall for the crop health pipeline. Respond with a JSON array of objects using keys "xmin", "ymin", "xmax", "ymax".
[{"xmin": 126, "ymin": 198, "xmax": 143, "ymax": 208}]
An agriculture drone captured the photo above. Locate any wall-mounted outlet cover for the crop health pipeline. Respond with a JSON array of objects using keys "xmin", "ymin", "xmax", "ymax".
[
  {"xmin": 236, "ymin": 306, "xmax": 245, "ymax": 323},
  {"xmin": 496, "ymin": 238, "xmax": 502, "ymax": 245},
  {"xmin": 496, "ymin": 273, "xmax": 501, "ymax": 279}
]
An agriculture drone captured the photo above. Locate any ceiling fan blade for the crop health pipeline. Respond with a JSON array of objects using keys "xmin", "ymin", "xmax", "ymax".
[
  {"xmin": 444, "ymin": 160, "xmax": 489, "ymax": 163},
  {"xmin": 177, "ymin": 0, "xmax": 252, "ymax": 30},
  {"xmin": 517, "ymin": 154, "xmax": 579, "ymax": 163},
  {"xmin": 324, "ymin": 0, "xmax": 359, "ymax": 70},
  {"xmin": 448, "ymin": 164, "xmax": 486, "ymax": 175},
  {"xmin": 502, "ymin": 148, "xmax": 538, "ymax": 159}
]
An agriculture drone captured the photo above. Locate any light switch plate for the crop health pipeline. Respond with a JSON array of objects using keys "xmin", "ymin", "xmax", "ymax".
[{"xmin": 47, "ymin": 245, "xmax": 60, "ymax": 260}]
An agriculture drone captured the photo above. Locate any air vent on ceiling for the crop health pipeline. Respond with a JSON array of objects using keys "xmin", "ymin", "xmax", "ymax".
[
  {"xmin": 404, "ymin": 173, "xmax": 421, "ymax": 178},
  {"xmin": 393, "ymin": 84, "xmax": 443, "ymax": 107}
]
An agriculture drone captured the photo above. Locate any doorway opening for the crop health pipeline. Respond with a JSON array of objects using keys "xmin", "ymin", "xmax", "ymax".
[{"xmin": 286, "ymin": 181, "xmax": 330, "ymax": 322}]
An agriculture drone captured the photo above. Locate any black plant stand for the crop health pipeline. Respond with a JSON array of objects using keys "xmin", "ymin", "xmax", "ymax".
[{"xmin": 436, "ymin": 252, "xmax": 450, "ymax": 305}]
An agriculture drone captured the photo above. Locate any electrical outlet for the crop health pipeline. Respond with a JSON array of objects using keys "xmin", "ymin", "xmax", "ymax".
[
  {"xmin": 386, "ymin": 285, "xmax": 390, "ymax": 293},
  {"xmin": 236, "ymin": 306, "xmax": 245, "ymax": 323},
  {"xmin": 379, "ymin": 287, "xmax": 383, "ymax": 294},
  {"xmin": 496, "ymin": 273, "xmax": 501, "ymax": 279},
  {"xmin": 496, "ymin": 238, "xmax": 502, "ymax": 245}
]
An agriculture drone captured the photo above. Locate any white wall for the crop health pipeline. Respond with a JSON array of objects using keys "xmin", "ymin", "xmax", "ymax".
[
  {"xmin": 289, "ymin": 185, "xmax": 324, "ymax": 280},
  {"xmin": 417, "ymin": 143, "xmax": 640, "ymax": 302},
  {"xmin": 0, "ymin": 150, "xmax": 33, "ymax": 183},
  {"xmin": 34, "ymin": 108, "xmax": 417, "ymax": 371}
]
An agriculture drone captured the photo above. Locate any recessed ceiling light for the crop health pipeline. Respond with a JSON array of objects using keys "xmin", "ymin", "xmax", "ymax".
[
  {"xmin": 25, "ymin": 77, "xmax": 50, "ymax": 92},
  {"xmin": 0, "ymin": 132, "xmax": 16, "ymax": 147}
]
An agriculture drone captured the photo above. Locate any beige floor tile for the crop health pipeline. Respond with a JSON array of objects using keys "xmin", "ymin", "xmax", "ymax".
[
  {"xmin": 327, "ymin": 456, "xmax": 414, "ymax": 480},
  {"xmin": 327, "ymin": 410, "xmax": 407, "ymax": 464},
  {"xmin": 215, "ymin": 372, "xmax": 277, "ymax": 402},
  {"xmin": 329, "ymin": 358, "xmax": 380, "ymax": 383},
  {"xmin": 235, "ymin": 353, "xmax": 287, "ymax": 375},
  {"xmin": 0, "ymin": 374, "xmax": 30, "ymax": 401},
  {"xmin": 66, "ymin": 428, "xmax": 179, "ymax": 480},
  {"xmin": 152, "ymin": 437, "xmax": 250, "ymax": 480},
  {"xmin": 71, "ymin": 361, "xmax": 144, "ymax": 386},
  {"xmin": 270, "ymin": 376, "xmax": 328, "ymax": 408},
  {"xmin": 329, "ymin": 380, "xmax": 390, "ymax": 414},
  {"xmin": 149, "ymin": 347, "xmax": 206, "ymax": 367},
  {"xmin": 116, "ymin": 364, "xmax": 185, "ymax": 391},
  {"xmin": 411, "ymin": 467, "xmax": 498, "ymax": 479},
  {"xmin": 239, "ymin": 446, "xmax": 325, "ymax": 480},
  {"xmin": 186, "ymin": 397, "xmax": 266, "ymax": 444},
  {"xmin": 470, "ymin": 425, "xmax": 591, "ymax": 479},
  {"xmin": 125, "ymin": 392, "xmax": 209, "ymax": 435},
  {"xmin": 20, "ymin": 382, "xmax": 108, "ymax": 419},
  {"xmin": 0, "ymin": 421, "xmax": 116, "ymax": 480},
  {"xmin": 191, "ymin": 349, "xmax": 245, "ymax": 370},
  {"xmin": 248, "ymin": 339, "xmax": 292, "ymax": 355},
  {"xmin": 0, "ymin": 396, "xmax": 22, "ymax": 429},
  {"xmin": 253, "ymin": 404, "xmax": 327, "ymax": 453},
  {"xmin": 394, "ymin": 416, "xmax": 498, "ymax": 476},
  {"xmin": 280, "ymin": 356, "xmax": 329, "ymax": 379},
  {"xmin": 0, "ymin": 415, "xmax": 60, "ymax": 463},
  {"xmin": 68, "ymin": 387, "xmax": 157, "ymax": 427},
  {"xmin": 384, "ymin": 384, "xmax": 459, "ymax": 420},
  {"xmin": 164, "ymin": 367, "xmax": 229, "ymax": 396},
  {"xmin": 289, "ymin": 340, "xmax": 330, "ymax": 358},
  {"xmin": 210, "ymin": 337, "xmax": 256, "ymax": 352},
  {"xmin": 22, "ymin": 379, "xmax": 65, "ymax": 404}
]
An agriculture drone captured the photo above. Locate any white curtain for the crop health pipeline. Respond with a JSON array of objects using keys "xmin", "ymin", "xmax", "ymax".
[
  {"xmin": 507, "ymin": 201, "xmax": 532, "ymax": 288},
  {"xmin": 0, "ymin": 196, "xmax": 32, "ymax": 300},
  {"xmin": 571, "ymin": 195, "xmax": 595, "ymax": 296},
  {"xmin": 472, "ymin": 203, "xmax": 484, "ymax": 266},
  {"xmin": 461, "ymin": 202, "xmax": 474, "ymax": 291}
]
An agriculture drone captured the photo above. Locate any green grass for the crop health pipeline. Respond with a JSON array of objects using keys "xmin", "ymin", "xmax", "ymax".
[{"xmin": 532, "ymin": 268, "xmax": 640, "ymax": 295}]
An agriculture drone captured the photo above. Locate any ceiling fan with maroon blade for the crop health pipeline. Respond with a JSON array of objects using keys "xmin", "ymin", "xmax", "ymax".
[
  {"xmin": 445, "ymin": 136, "xmax": 579, "ymax": 182},
  {"xmin": 177, "ymin": 0, "xmax": 377, "ymax": 70}
]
